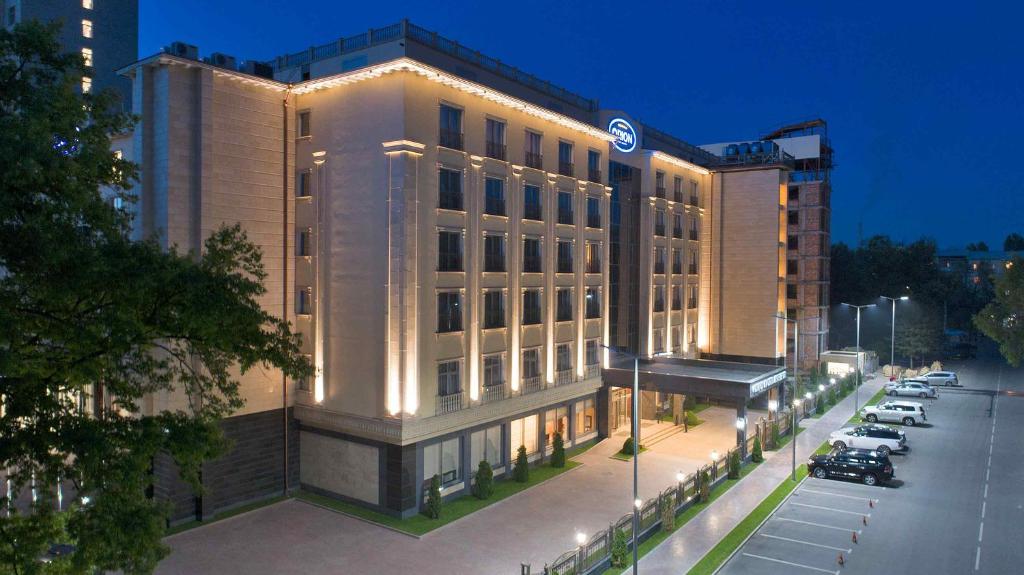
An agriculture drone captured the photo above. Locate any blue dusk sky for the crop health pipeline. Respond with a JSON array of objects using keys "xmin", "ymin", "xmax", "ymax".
[{"xmin": 139, "ymin": 0, "xmax": 1024, "ymax": 250}]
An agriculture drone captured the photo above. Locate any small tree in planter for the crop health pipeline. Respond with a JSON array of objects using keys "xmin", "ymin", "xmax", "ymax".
[
  {"xmin": 610, "ymin": 529, "xmax": 628, "ymax": 567},
  {"xmin": 661, "ymin": 492, "xmax": 675, "ymax": 531},
  {"xmin": 621, "ymin": 437, "xmax": 636, "ymax": 456},
  {"xmin": 816, "ymin": 395, "xmax": 825, "ymax": 415},
  {"xmin": 751, "ymin": 436, "xmax": 763, "ymax": 463},
  {"xmin": 728, "ymin": 450, "xmax": 741, "ymax": 479},
  {"xmin": 828, "ymin": 387, "xmax": 837, "ymax": 406},
  {"xmin": 698, "ymin": 469, "xmax": 711, "ymax": 502},
  {"xmin": 770, "ymin": 421, "xmax": 780, "ymax": 449},
  {"xmin": 425, "ymin": 474, "xmax": 442, "ymax": 519},
  {"xmin": 513, "ymin": 445, "xmax": 530, "ymax": 483},
  {"xmin": 472, "ymin": 460, "xmax": 494, "ymax": 500},
  {"xmin": 551, "ymin": 431, "xmax": 566, "ymax": 468}
]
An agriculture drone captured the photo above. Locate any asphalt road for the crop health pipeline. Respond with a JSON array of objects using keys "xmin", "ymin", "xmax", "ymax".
[{"xmin": 719, "ymin": 353, "xmax": 1024, "ymax": 575}]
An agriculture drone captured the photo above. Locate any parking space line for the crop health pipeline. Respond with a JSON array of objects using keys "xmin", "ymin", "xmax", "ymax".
[
  {"xmin": 975, "ymin": 547, "xmax": 981, "ymax": 570},
  {"xmin": 806, "ymin": 478, "xmax": 887, "ymax": 491},
  {"xmin": 789, "ymin": 502, "xmax": 870, "ymax": 516},
  {"xmin": 982, "ymin": 501, "xmax": 986, "ymax": 519},
  {"xmin": 798, "ymin": 488, "xmax": 877, "ymax": 503},
  {"xmin": 741, "ymin": 552, "xmax": 839, "ymax": 574},
  {"xmin": 978, "ymin": 521, "xmax": 983, "ymax": 542},
  {"xmin": 760, "ymin": 533, "xmax": 852, "ymax": 553},
  {"xmin": 775, "ymin": 517, "xmax": 861, "ymax": 533}
]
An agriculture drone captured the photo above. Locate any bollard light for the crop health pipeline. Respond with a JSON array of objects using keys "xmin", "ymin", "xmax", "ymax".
[
  {"xmin": 676, "ymin": 471, "xmax": 685, "ymax": 483},
  {"xmin": 576, "ymin": 532, "xmax": 587, "ymax": 546},
  {"xmin": 805, "ymin": 392, "xmax": 813, "ymax": 400},
  {"xmin": 793, "ymin": 399, "xmax": 802, "ymax": 408},
  {"xmin": 830, "ymin": 377, "xmax": 836, "ymax": 385},
  {"xmin": 768, "ymin": 399, "xmax": 779, "ymax": 412},
  {"xmin": 634, "ymin": 498, "xmax": 643, "ymax": 509},
  {"xmin": 819, "ymin": 384, "xmax": 825, "ymax": 392},
  {"xmin": 736, "ymin": 417, "xmax": 746, "ymax": 430},
  {"xmin": 710, "ymin": 449, "xmax": 719, "ymax": 462}
]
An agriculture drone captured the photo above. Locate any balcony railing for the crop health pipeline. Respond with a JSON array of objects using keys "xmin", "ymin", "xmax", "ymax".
[
  {"xmin": 523, "ymin": 257, "xmax": 542, "ymax": 274},
  {"xmin": 587, "ymin": 214, "xmax": 601, "ymax": 229},
  {"xmin": 654, "ymin": 262, "xmax": 665, "ymax": 274},
  {"xmin": 436, "ymin": 392, "xmax": 464, "ymax": 415},
  {"xmin": 673, "ymin": 264, "xmax": 682, "ymax": 274},
  {"xmin": 485, "ymin": 198, "xmax": 506, "ymax": 216},
  {"xmin": 588, "ymin": 169, "xmax": 602, "ymax": 184},
  {"xmin": 439, "ymin": 129, "xmax": 463, "ymax": 150},
  {"xmin": 486, "ymin": 141, "xmax": 506, "ymax": 161},
  {"xmin": 674, "ymin": 192, "xmax": 684, "ymax": 203},
  {"xmin": 587, "ymin": 261, "xmax": 601, "ymax": 274},
  {"xmin": 482, "ymin": 383, "xmax": 506, "ymax": 404},
  {"xmin": 687, "ymin": 298, "xmax": 697, "ymax": 309},
  {"xmin": 655, "ymin": 224, "xmax": 665, "ymax": 237},
  {"xmin": 557, "ymin": 210, "xmax": 573, "ymax": 226},
  {"xmin": 585, "ymin": 363, "xmax": 600, "ymax": 379},
  {"xmin": 655, "ymin": 186, "xmax": 666, "ymax": 199},
  {"xmin": 559, "ymin": 162, "xmax": 574, "ymax": 177},
  {"xmin": 557, "ymin": 259, "xmax": 573, "ymax": 274},
  {"xmin": 688, "ymin": 195, "xmax": 700, "ymax": 206},
  {"xmin": 524, "ymin": 204, "xmax": 542, "ymax": 221},
  {"xmin": 522, "ymin": 375, "xmax": 544, "ymax": 395},
  {"xmin": 439, "ymin": 191, "xmax": 463, "ymax": 211},
  {"xmin": 689, "ymin": 229, "xmax": 699, "ymax": 241},
  {"xmin": 688, "ymin": 265, "xmax": 698, "ymax": 275},
  {"xmin": 555, "ymin": 369, "xmax": 575, "ymax": 387},
  {"xmin": 673, "ymin": 228, "xmax": 683, "ymax": 239},
  {"xmin": 525, "ymin": 152, "xmax": 543, "ymax": 170}
]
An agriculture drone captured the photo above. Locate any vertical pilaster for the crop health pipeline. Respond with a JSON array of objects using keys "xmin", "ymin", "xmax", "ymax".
[
  {"xmin": 509, "ymin": 168, "xmax": 523, "ymax": 392},
  {"xmin": 467, "ymin": 157, "xmax": 484, "ymax": 403}
]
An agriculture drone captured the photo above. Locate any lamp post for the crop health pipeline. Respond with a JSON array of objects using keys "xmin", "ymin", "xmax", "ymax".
[
  {"xmin": 791, "ymin": 399, "xmax": 801, "ymax": 481},
  {"xmin": 880, "ymin": 295, "xmax": 909, "ymax": 368},
  {"xmin": 774, "ymin": 313, "xmax": 799, "ymax": 481},
  {"xmin": 841, "ymin": 303, "xmax": 875, "ymax": 414},
  {"xmin": 601, "ymin": 344, "xmax": 640, "ymax": 574}
]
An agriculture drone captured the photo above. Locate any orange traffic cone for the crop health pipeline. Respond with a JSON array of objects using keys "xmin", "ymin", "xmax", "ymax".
[
  {"xmin": 851, "ymin": 531, "xmax": 858, "ymax": 544},
  {"xmin": 837, "ymin": 553, "xmax": 845, "ymax": 567}
]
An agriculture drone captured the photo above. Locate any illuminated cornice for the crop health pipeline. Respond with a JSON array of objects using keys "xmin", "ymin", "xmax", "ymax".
[{"xmin": 649, "ymin": 151, "xmax": 711, "ymax": 176}]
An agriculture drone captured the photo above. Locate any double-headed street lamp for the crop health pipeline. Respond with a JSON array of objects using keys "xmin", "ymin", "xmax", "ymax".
[
  {"xmin": 773, "ymin": 313, "xmax": 799, "ymax": 481},
  {"xmin": 880, "ymin": 295, "xmax": 910, "ymax": 367},
  {"xmin": 841, "ymin": 303, "xmax": 875, "ymax": 414}
]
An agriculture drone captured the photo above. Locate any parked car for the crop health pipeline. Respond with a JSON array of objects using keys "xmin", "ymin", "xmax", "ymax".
[
  {"xmin": 920, "ymin": 370, "xmax": 960, "ymax": 387},
  {"xmin": 829, "ymin": 424, "xmax": 906, "ymax": 456},
  {"xmin": 808, "ymin": 447, "xmax": 895, "ymax": 486},
  {"xmin": 861, "ymin": 400, "xmax": 927, "ymax": 426},
  {"xmin": 885, "ymin": 380, "xmax": 938, "ymax": 398}
]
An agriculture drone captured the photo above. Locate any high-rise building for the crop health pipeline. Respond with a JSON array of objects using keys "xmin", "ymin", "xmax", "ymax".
[{"xmin": 3, "ymin": 0, "xmax": 137, "ymax": 107}]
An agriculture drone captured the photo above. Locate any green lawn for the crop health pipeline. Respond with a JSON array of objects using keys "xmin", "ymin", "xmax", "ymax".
[
  {"xmin": 687, "ymin": 440, "xmax": 832, "ymax": 575},
  {"xmin": 166, "ymin": 495, "xmax": 289, "ymax": 536},
  {"xmin": 610, "ymin": 446, "xmax": 648, "ymax": 461},
  {"xmin": 602, "ymin": 461, "xmax": 762, "ymax": 575},
  {"xmin": 298, "ymin": 443, "xmax": 594, "ymax": 536},
  {"xmin": 691, "ymin": 402, "xmax": 712, "ymax": 414}
]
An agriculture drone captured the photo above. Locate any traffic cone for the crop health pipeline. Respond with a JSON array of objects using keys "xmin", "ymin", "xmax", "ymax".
[
  {"xmin": 837, "ymin": 553, "xmax": 845, "ymax": 567},
  {"xmin": 862, "ymin": 515, "xmax": 868, "ymax": 526},
  {"xmin": 851, "ymin": 531, "xmax": 858, "ymax": 544}
]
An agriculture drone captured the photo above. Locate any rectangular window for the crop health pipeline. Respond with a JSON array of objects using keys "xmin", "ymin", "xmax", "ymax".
[
  {"xmin": 471, "ymin": 425, "xmax": 503, "ymax": 468},
  {"xmin": 655, "ymin": 171, "xmax": 666, "ymax": 198},
  {"xmin": 545, "ymin": 406, "xmax": 569, "ymax": 445},
  {"xmin": 575, "ymin": 398, "xmax": 596, "ymax": 435},
  {"xmin": 673, "ymin": 213, "xmax": 683, "ymax": 238},
  {"xmin": 556, "ymin": 343, "xmax": 572, "ymax": 372},
  {"xmin": 689, "ymin": 216, "xmax": 699, "ymax": 240},
  {"xmin": 556, "ymin": 288, "xmax": 573, "ymax": 322},
  {"xmin": 525, "ymin": 131, "xmax": 543, "ymax": 169},
  {"xmin": 437, "ymin": 360, "xmax": 461, "ymax": 396},
  {"xmin": 297, "ymin": 170, "xmax": 311, "ymax": 197},
  {"xmin": 653, "ymin": 286, "xmax": 665, "ymax": 312},
  {"xmin": 585, "ymin": 287, "xmax": 600, "ymax": 319},
  {"xmin": 83, "ymin": 0, "xmax": 94, "ymax": 7},
  {"xmin": 557, "ymin": 191, "xmax": 573, "ymax": 225},
  {"xmin": 297, "ymin": 287, "xmax": 312, "ymax": 315},
  {"xmin": 672, "ymin": 248, "xmax": 682, "ymax": 274},
  {"xmin": 484, "ymin": 235, "xmax": 505, "ymax": 272},
  {"xmin": 689, "ymin": 250, "xmax": 698, "ymax": 274},
  {"xmin": 523, "ymin": 238, "xmax": 542, "ymax": 273},
  {"xmin": 486, "ymin": 118, "xmax": 506, "ymax": 160},
  {"xmin": 81, "ymin": 19, "xmax": 92, "ymax": 38},
  {"xmin": 439, "ymin": 104, "xmax": 463, "ymax": 150},
  {"xmin": 688, "ymin": 323, "xmax": 697, "ymax": 344},
  {"xmin": 81, "ymin": 77, "xmax": 92, "ymax": 94},
  {"xmin": 788, "ymin": 235, "xmax": 799, "ymax": 250},
  {"xmin": 523, "ymin": 348, "xmax": 540, "ymax": 378},
  {"xmin": 673, "ymin": 176, "xmax": 684, "ymax": 203},
  {"xmin": 483, "ymin": 291, "xmax": 505, "ymax": 329},
  {"xmin": 439, "ymin": 168, "xmax": 463, "ymax": 210},
  {"xmin": 587, "ymin": 150, "xmax": 601, "ymax": 183},
  {"xmin": 558, "ymin": 141, "xmax": 574, "ymax": 177},
  {"xmin": 787, "ymin": 259, "xmax": 798, "ymax": 276},
  {"xmin": 586, "ymin": 242, "xmax": 601, "ymax": 273},
  {"xmin": 483, "ymin": 355, "xmax": 504, "ymax": 389},
  {"xmin": 510, "ymin": 414, "xmax": 539, "ymax": 455},
  {"xmin": 672, "ymin": 286, "xmax": 682, "ymax": 310},
  {"xmin": 297, "ymin": 228, "xmax": 312, "ymax": 257},
  {"xmin": 654, "ymin": 247, "xmax": 666, "ymax": 274},
  {"xmin": 297, "ymin": 110, "xmax": 311, "ymax": 138},
  {"xmin": 484, "ymin": 177, "xmax": 505, "ymax": 216},
  {"xmin": 437, "ymin": 292, "xmax": 462, "ymax": 332},
  {"xmin": 438, "ymin": 231, "xmax": 463, "ymax": 271},
  {"xmin": 81, "ymin": 47, "xmax": 93, "ymax": 67},
  {"xmin": 788, "ymin": 186, "xmax": 800, "ymax": 201},
  {"xmin": 424, "ymin": 437, "xmax": 461, "ymax": 486},
  {"xmin": 788, "ymin": 210, "xmax": 799, "ymax": 226},
  {"xmin": 690, "ymin": 181, "xmax": 700, "ymax": 206},
  {"xmin": 586, "ymin": 196, "xmax": 601, "ymax": 228},
  {"xmin": 787, "ymin": 283, "xmax": 798, "ymax": 299},
  {"xmin": 556, "ymin": 240, "xmax": 573, "ymax": 273},
  {"xmin": 523, "ymin": 184, "xmax": 542, "ymax": 221},
  {"xmin": 522, "ymin": 289, "xmax": 542, "ymax": 325},
  {"xmin": 585, "ymin": 341, "xmax": 599, "ymax": 366},
  {"xmin": 687, "ymin": 285, "xmax": 698, "ymax": 309},
  {"xmin": 654, "ymin": 209, "xmax": 665, "ymax": 236}
]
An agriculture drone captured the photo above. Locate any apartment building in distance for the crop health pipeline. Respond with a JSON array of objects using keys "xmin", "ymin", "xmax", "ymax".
[
  {"xmin": 3, "ymin": 0, "xmax": 137, "ymax": 106},
  {"xmin": 118, "ymin": 20, "xmax": 811, "ymax": 522}
]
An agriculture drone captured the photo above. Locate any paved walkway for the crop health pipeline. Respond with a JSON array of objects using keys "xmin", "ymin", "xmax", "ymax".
[
  {"xmin": 630, "ymin": 375, "xmax": 885, "ymax": 574},
  {"xmin": 155, "ymin": 405, "xmax": 752, "ymax": 574}
]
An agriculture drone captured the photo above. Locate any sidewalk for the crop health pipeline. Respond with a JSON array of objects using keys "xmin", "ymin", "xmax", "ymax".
[{"xmin": 630, "ymin": 376, "xmax": 885, "ymax": 574}]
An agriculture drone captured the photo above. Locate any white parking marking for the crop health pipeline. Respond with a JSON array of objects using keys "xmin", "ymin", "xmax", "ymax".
[
  {"xmin": 806, "ymin": 478, "xmax": 886, "ymax": 491},
  {"xmin": 983, "ymin": 484, "xmax": 988, "ymax": 499},
  {"xmin": 790, "ymin": 502, "xmax": 870, "ymax": 517},
  {"xmin": 978, "ymin": 521, "xmax": 984, "ymax": 542},
  {"xmin": 798, "ymin": 488, "xmax": 877, "ymax": 503},
  {"xmin": 775, "ymin": 517, "xmax": 861, "ymax": 533},
  {"xmin": 741, "ymin": 552, "xmax": 840, "ymax": 574},
  {"xmin": 982, "ymin": 501, "xmax": 986, "ymax": 519},
  {"xmin": 760, "ymin": 533, "xmax": 852, "ymax": 553},
  {"xmin": 975, "ymin": 547, "xmax": 981, "ymax": 570}
]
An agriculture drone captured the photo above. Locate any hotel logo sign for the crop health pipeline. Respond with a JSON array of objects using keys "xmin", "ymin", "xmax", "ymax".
[
  {"xmin": 750, "ymin": 371, "xmax": 786, "ymax": 398},
  {"xmin": 608, "ymin": 118, "xmax": 637, "ymax": 153}
]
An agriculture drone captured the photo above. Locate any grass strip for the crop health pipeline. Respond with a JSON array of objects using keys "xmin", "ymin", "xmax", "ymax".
[{"xmin": 610, "ymin": 446, "xmax": 648, "ymax": 461}]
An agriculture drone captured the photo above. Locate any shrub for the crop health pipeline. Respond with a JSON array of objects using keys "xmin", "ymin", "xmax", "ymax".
[
  {"xmin": 698, "ymin": 469, "xmax": 711, "ymax": 502},
  {"xmin": 751, "ymin": 436, "xmax": 763, "ymax": 463},
  {"xmin": 685, "ymin": 410, "xmax": 702, "ymax": 427},
  {"xmin": 551, "ymin": 431, "xmax": 566, "ymax": 468},
  {"xmin": 828, "ymin": 387, "xmax": 837, "ymax": 406},
  {"xmin": 424, "ymin": 474, "xmax": 442, "ymax": 519},
  {"xmin": 472, "ymin": 460, "xmax": 494, "ymax": 500},
  {"xmin": 610, "ymin": 529, "xmax": 628, "ymax": 567},
  {"xmin": 816, "ymin": 396, "xmax": 825, "ymax": 415},
  {"xmin": 661, "ymin": 492, "xmax": 675, "ymax": 532},
  {"xmin": 513, "ymin": 445, "xmax": 529, "ymax": 483},
  {"xmin": 728, "ymin": 450, "xmax": 741, "ymax": 479},
  {"xmin": 621, "ymin": 437, "xmax": 636, "ymax": 456},
  {"xmin": 770, "ymin": 422, "xmax": 780, "ymax": 449}
]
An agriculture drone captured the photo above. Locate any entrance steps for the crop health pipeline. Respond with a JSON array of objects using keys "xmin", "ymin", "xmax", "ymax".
[{"xmin": 642, "ymin": 422, "xmax": 685, "ymax": 448}]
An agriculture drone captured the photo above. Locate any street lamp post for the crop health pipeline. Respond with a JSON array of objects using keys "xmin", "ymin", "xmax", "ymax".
[
  {"xmin": 774, "ymin": 313, "xmax": 798, "ymax": 481},
  {"xmin": 880, "ymin": 295, "xmax": 909, "ymax": 368},
  {"xmin": 601, "ymin": 344, "xmax": 640, "ymax": 574},
  {"xmin": 841, "ymin": 303, "xmax": 875, "ymax": 414}
]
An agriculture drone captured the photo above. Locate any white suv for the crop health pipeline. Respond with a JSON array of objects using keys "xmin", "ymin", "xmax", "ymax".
[
  {"xmin": 829, "ymin": 424, "xmax": 907, "ymax": 456},
  {"xmin": 861, "ymin": 400, "xmax": 927, "ymax": 426},
  {"xmin": 920, "ymin": 371, "xmax": 959, "ymax": 387}
]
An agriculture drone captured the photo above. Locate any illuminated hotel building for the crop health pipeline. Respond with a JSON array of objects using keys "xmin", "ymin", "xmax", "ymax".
[{"xmin": 119, "ymin": 21, "xmax": 817, "ymax": 521}]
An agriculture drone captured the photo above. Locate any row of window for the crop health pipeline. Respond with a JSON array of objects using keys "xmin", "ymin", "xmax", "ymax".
[
  {"xmin": 440, "ymin": 104, "xmax": 603, "ymax": 182},
  {"xmin": 438, "ymin": 233, "xmax": 601, "ymax": 274},
  {"xmin": 652, "ymin": 285, "xmax": 699, "ymax": 312},
  {"xmin": 653, "ymin": 246, "xmax": 700, "ymax": 275},
  {"xmin": 654, "ymin": 171, "xmax": 702, "ymax": 205},
  {"xmin": 436, "ymin": 287, "xmax": 601, "ymax": 332},
  {"xmin": 650, "ymin": 324, "xmax": 698, "ymax": 354},
  {"xmin": 654, "ymin": 209, "xmax": 700, "ymax": 240},
  {"xmin": 441, "ymin": 169, "xmax": 602, "ymax": 226}
]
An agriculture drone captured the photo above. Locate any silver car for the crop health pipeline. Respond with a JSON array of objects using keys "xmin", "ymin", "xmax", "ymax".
[
  {"xmin": 920, "ymin": 371, "xmax": 960, "ymax": 387},
  {"xmin": 884, "ymin": 380, "xmax": 937, "ymax": 398}
]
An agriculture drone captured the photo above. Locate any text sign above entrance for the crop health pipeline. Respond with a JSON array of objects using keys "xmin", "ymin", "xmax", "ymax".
[
  {"xmin": 608, "ymin": 118, "xmax": 637, "ymax": 153},
  {"xmin": 749, "ymin": 371, "xmax": 786, "ymax": 398}
]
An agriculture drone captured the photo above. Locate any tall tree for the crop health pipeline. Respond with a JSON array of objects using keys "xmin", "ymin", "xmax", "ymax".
[
  {"xmin": 966, "ymin": 241, "xmax": 989, "ymax": 252},
  {"xmin": 894, "ymin": 310, "xmax": 942, "ymax": 368},
  {"xmin": 0, "ymin": 22, "xmax": 310, "ymax": 574},
  {"xmin": 1004, "ymin": 233, "xmax": 1024, "ymax": 252},
  {"xmin": 974, "ymin": 257, "xmax": 1024, "ymax": 366}
]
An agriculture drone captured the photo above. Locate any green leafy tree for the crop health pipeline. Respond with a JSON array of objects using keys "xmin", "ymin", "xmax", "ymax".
[
  {"xmin": 1005, "ymin": 233, "xmax": 1024, "ymax": 252},
  {"xmin": 0, "ymin": 22, "xmax": 310, "ymax": 574},
  {"xmin": 472, "ymin": 461, "xmax": 494, "ymax": 500},
  {"xmin": 698, "ymin": 470, "xmax": 711, "ymax": 503},
  {"xmin": 816, "ymin": 396, "xmax": 825, "ymax": 415},
  {"xmin": 513, "ymin": 446, "xmax": 529, "ymax": 483},
  {"xmin": 770, "ymin": 422, "xmax": 780, "ymax": 449},
  {"xmin": 751, "ymin": 436, "xmax": 763, "ymax": 463},
  {"xmin": 610, "ymin": 529, "xmax": 628, "ymax": 567},
  {"xmin": 974, "ymin": 257, "xmax": 1024, "ymax": 366},
  {"xmin": 966, "ymin": 241, "xmax": 990, "ymax": 252},
  {"xmin": 550, "ymin": 432, "xmax": 566, "ymax": 468},
  {"xmin": 424, "ymin": 475, "xmax": 442, "ymax": 519},
  {"xmin": 660, "ymin": 492, "xmax": 675, "ymax": 532},
  {"xmin": 728, "ymin": 451, "xmax": 741, "ymax": 479},
  {"xmin": 895, "ymin": 312, "xmax": 942, "ymax": 368},
  {"xmin": 828, "ymin": 387, "xmax": 838, "ymax": 406}
]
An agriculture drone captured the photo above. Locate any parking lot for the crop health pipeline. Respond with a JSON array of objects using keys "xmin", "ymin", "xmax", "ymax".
[{"xmin": 720, "ymin": 356, "xmax": 1024, "ymax": 575}]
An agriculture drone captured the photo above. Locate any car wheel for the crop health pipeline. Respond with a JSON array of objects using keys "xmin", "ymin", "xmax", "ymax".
[
  {"xmin": 832, "ymin": 441, "xmax": 847, "ymax": 450},
  {"xmin": 889, "ymin": 390, "xmax": 898, "ymax": 396},
  {"xmin": 902, "ymin": 417, "xmax": 915, "ymax": 426},
  {"xmin": 862, "ymin": 473, "xmax": 878, "ymax": 486},
  {"xmin": 919, "ymin": 392, "xmax": 927, "ymax": 398},
  {"xmin": 813, "ymin": 467, "xmax": 827, "ymax": 479},
  {"xmin": 945, "ymin": 381, "xmax": 952, "ymax": 387},
  {"xmin": 877, "ymin": 445, "xmax": 891, "ymax": 456},
  {"xmin": 866, "ymin": 414, "xmax": 878, "ymax": 423}
]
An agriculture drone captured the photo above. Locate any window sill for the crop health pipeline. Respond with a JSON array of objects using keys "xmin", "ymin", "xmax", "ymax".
[
  {"xmin": 437, "ymin": 207, "xmax": 467, "ymax": 214},
  {"xmin": 296, "ymin": 195, "xmax": 313, "ymax": 202}
]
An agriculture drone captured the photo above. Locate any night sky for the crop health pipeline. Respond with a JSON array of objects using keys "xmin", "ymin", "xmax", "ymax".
[{"xmin": 139, "ymin": 1, "xmax": 1023, "ymax": 250}]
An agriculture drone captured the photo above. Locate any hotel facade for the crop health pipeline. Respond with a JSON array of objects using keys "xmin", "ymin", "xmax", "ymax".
[{"xmin": 117, "ymin": 21, "xmax": 826, "ymax": 522}]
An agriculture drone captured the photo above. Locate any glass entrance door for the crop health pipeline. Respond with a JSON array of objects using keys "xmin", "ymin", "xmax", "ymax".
[{"xmin": 612, "ymin": 388, "xmax": 632, "ymax": 431}]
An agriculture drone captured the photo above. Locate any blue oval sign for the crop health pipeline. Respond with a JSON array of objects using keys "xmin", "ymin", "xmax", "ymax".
[{"xmin": 608, "ymin": 118, "xmax": 637, "ymax": 153}]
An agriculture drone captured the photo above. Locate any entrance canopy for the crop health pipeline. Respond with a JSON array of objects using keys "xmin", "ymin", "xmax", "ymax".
[{"xmin": 602, "ymin": 356, "xmax": 785, "ymax": 402}]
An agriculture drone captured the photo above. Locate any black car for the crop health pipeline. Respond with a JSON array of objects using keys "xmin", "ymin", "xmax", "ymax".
[{"xmin": 808, "ymin": 448, "xmax": 894, "ymax": 486}]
